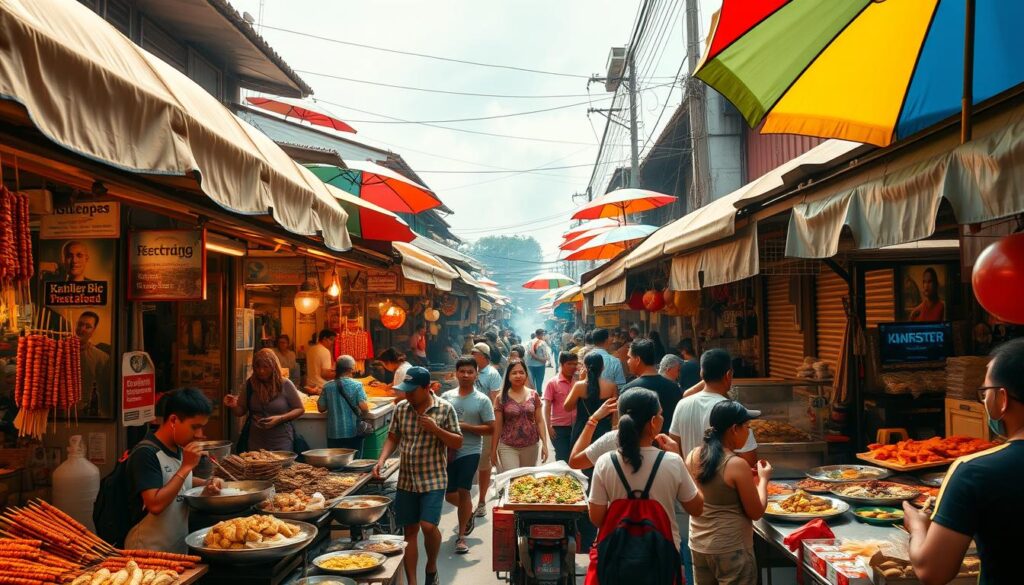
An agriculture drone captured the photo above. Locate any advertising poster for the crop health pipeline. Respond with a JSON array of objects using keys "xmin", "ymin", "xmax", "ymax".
[
  {"xmin": 39, "ymin": 201, "xmax": 120, "ymax": 239},
  {"xmin": 901, "ymin": 264, "xmax": 951, "ymax": 322},
  {"xmin": 37, "ymin": 238, "xmax": 115, "ymax": 419},
  {"xmin": 121, "ymin": 352, "xmax": 156, "ymax": 426},
  {"xmin": 244, "ymin": 257, "xmax": 305, "ymax": 285},
  {"xmin": 128, "ymin": 229, "xmax": 206, "ymax": 301}
]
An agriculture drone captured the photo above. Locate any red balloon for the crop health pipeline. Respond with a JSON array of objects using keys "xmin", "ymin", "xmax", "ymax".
[{"xmin": 973, "ymin": 233, "xmax": 1024, "ymax": 324}]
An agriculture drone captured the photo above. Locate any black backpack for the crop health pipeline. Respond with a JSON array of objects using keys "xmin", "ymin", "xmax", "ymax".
[
  {"xmin": 594, "ymin": 451, "xmax": 682, "ymax": 585},
  {"xmin": 93, "ymin": 439, "xmax": 159, "ymax": 547}
]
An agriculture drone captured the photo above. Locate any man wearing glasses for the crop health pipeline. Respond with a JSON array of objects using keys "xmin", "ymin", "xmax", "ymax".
[{"xmin": 903, "ymin": 338, "xmax": 1024, "ymax": 585}]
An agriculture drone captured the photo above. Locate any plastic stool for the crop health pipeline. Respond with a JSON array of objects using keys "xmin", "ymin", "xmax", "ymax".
[{"xmin": 876, "ymin": 428, "xmax": 909, "ymax": 444}]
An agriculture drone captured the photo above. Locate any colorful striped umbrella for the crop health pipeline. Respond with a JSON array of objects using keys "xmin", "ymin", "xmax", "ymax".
[
  {"xmin": 522, "ymin": 272, "xmax": 575, "ymax": 290},
  {"xmin": 306, "ymin": 162, "xmax": 443, "ymax": 214},
  {"xmin": 246, "ymin": 96, "xmax": 356, "ymax": 133},
  {"xmin": 552, "ymin": 285, "xmax": 583, "ymax": 306},
  {"xmin": 571, "ymin": 188, "xmax": 676, "ymax": 222},
  {"xmin": 696, "ymin": 0, "xmax": 1024, "ymax": 146},
  {"xmin": 564, "ymin": 224, "xmax": 659, "ymax": 261},
  {"xmin": 327, "ymin": 186, "xmax": 415, "ymax": 242},
  {"xmin": 559, "ymin": 225, "xmax": 617, "ymax": 252},
  {"xmin": 562, "ymin": 218, "xmax": 624, "ymax": 241}
]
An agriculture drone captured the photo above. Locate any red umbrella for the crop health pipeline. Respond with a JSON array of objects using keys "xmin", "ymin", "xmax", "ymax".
[
  {"xmin": 562, "ymin": 218, "xmax": 624, "ymax": 241},
  {"xmin": 246, "ymin": 96, "xmax": 357, "ymax": 134},
  {"xmin": 571, "ymin": 188, "xmax": 676, "ymax": 222},
  {"xmin": 564, "ymin": 224, "xmax": 658, "ymax": 261},
  {"xmin": 559, "ymin": 225, "xmax": 616, "ymax": 251}
]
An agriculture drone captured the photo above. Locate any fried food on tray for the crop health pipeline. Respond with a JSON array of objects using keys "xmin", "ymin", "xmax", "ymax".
[
  {"xmin": 509, "ymin": 474, "xmax": 585, "ymax": 505},
  {"xmin": 856, "ymin": 508, "xmax": 903, "ymax": 520},
  {"xmin": 767, "ymin": 481, "xmax": 795, "ymax": 496},
  {"xmin": 319, "ymin": 554, "xmax": 381, "ymax": 571},
  {"xmin": 264, "ymin": 490, "xmax": 325, "ymax": 512},
  {"xmin": 203, "ymin": 515, "xmax": 301, "ymax": 549},
  {"xmin": 796, "ymin": 479, "xmax": 840, "ymax": 493},
  {"xmin": 749, "ymin": 420, "xmax": 811, "ymax": 443},
  {"xmin": 274, "ymin": 463, "xmax": 361, "ymax": 499},
  {"xmin": 239, "ymin": 449, "xmax": 287, "ymax": 462},
  {"xmin": 834, "ymin": 481, "xmax": 918, "ymax": 500},
  {"xmin": 770, "ymin": 490, "xmax": 835, "ymax": 514},
  {"xmin": 864, "ymin": 436, "xmax": 995, "ymax": 466}
]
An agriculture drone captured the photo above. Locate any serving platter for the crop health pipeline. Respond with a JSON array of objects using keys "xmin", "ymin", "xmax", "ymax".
[
  {"xmin": 806, "ymin": 464, "xmax": 890, "ymax": 483},
  {"xmin": 764, "ymin": 494, "xmax": 849, "ymax": 523}
]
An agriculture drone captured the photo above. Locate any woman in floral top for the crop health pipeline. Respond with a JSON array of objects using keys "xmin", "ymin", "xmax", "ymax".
[{"xmin": 491, "ymin": 360, "xmax": 549, "ymax": 472}]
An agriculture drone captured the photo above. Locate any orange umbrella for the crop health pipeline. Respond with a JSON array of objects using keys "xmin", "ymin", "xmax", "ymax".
[
  {"xmin": 562, "ymin": 218, "xmax": 624, "ymax": 241},
  {"xmin": 564, "ymin": 224, "xmax": 658, "ymax": 261},
  {"xmin": 571, "ymin": 188, "xmax": 676, "ymax": 222},
  {"xmin": 559, "ymin": 225, "xmax": 616, "ymax": 251},
  {"xmin": 246, "ymin": 96, "xmax": 356, "ymax": 133}
]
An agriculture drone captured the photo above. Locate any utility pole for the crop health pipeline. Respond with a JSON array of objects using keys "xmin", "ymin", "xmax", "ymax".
[
  {"xmin": 685, "ymin": 0, "xmax": 711, "ymax": 211},
  {"xmin": 626, "ymin": 51, "xmax": 640, "ymax": 188}
]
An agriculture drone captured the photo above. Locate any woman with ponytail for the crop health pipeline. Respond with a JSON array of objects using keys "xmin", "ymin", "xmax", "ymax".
[
  {"xmin": 588, "ymin": 389, "xmax": 703, "ymax": 552},
  {"xmin": 683, "ymin": 400, "xmax": 771, "ymax": 585},
  {"xmin": 565, "ymin": 352, "xmax": 617, "ymax": 450}
]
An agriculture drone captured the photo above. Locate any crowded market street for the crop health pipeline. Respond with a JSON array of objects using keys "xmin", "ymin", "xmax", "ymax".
[{"xmin": 0, "ymin": 1, "xmax": 1022, "ymax": 585}]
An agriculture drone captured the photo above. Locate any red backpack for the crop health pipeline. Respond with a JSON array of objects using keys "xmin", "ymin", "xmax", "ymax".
[{"xmin": 586, "ymin": 451, "xmax": 683, "ymax": 585}]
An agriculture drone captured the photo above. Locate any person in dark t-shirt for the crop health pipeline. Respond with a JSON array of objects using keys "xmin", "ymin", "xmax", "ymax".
[
  {"xmin": 677, "ymin": 338, "xmax": 701, "ymax": 392},
  {"xmin": 904, "ymin": 338, "xmax": 1024, "ymax": 585},
  {"xmin": 622, "ymin": 338, "xmax": 681, "ymax": 433}
]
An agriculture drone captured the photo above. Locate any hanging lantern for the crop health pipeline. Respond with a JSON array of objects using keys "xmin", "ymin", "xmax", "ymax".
[
  {"xmin": 381, "ymin": 304, "xmax": 407, "ymax": 329},
  {"xmin": 643, "ymin": 289, "xmax": 665, "ymax": 312},
  {"xmin": 293, "ymin": 281, "xmax": 321, "ymax": 315},
  {"xmin": 326, "ymin": 268, "xmax": 341, "ymax": 298},
  {"xmin": 627, "ymin": 290, "xmax": 646, "ymax": 311},
  {"xmin": 424, "ymin": 307, "xmax": 440, "ymax": 322},
  {"xmin": 429, "ymin": 322, "xmax": 440, "ymax": 336},
  {"xmin": 973, "ymin": 233, "xmax": 1024, "ymax": 323}
]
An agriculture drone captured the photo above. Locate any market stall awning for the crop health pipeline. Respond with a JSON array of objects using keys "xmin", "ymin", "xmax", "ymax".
[
  {"xmin": 411, "ymin": 236, "xmax": 482, "ymax": 271},
  {"xmin": 786, "ymin": 105, "xmax": 1024, "ymax": 258},
  {"xmin": 393, "ymin": 241, "xmax": 459, "ymax": 291},
  {"xmin": 670, "ymin": 223, "xmax": 759, "ymax": 291},
  {"xmin": 0, "ymin": 0, "xmax": 351, "ymax": 251},
  {"xmin": 453, "ymin": 265, "xmax": 487, "ymax": 290}
]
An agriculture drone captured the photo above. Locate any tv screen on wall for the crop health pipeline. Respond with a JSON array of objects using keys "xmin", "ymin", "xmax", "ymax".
[{"xmin": 878, "ymin": 322, "xmax": 953, "ymax": 364}]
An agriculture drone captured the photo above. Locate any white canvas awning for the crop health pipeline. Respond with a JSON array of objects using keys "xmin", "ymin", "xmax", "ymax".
[
  {"xmin": 0, "ymin": 0, "xmax": 351, "ymax": 250},
  {"xmin": 394, "ymin": 241, "xmax": 458, "ymax": 291},
  {"xmin": 670, "ymin": 223, "xmax": 759, "ymax": 291},
  {"xmin": 786, "ymin": 105, "xmax": 1024, "ymax": 258}
]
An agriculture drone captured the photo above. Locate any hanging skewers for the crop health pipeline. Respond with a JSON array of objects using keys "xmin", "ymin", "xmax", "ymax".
[{"xmin": 14, "ymin": 310, "xmax": 83, "ymax": 439}]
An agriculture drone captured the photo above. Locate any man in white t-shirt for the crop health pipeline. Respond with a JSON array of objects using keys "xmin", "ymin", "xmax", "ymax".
[
  {"xmin": 305, "ymin": 329, "xmax": 337, "ymax": 394},
  {"xmin": 471, "ymin": 342, "xmax": 503, "ymax": 518},
  {"xmin": 667, "ymin": 348, "xmax": 757, "ymax": 585}
]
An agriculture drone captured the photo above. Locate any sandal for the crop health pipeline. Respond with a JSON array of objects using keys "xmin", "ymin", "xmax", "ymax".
[
  {"xmin": 455, "ymin": 540, "xmax": 469, "ymax": 555},
  {"xmin": 474, "ymin": 501, "xmax": 487, "ymax": 518},
  {"xmin": 464, "ymin": 512, "xmax": 475, "ymax": 537}
]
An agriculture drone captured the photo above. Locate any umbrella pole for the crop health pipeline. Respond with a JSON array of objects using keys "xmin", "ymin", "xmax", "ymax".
[{"xmin": 961, "ymin": 0, "xmax": 976, "ymax": 144}]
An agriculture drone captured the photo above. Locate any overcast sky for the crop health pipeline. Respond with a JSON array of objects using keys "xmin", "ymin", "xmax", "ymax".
[{"xmin": 231, "ymin": 0, "xmax": 716, "ymax": 279}]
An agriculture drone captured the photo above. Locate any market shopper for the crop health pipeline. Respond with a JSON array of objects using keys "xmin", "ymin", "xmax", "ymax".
[
  {"xmin": 409, "ymin": 323, "xmax": 428, "ymax": 366},
  {"xmin": 659, "ymin": 354, "xmax": 685, "ymax": 386},
  {"xmin": 317, "ymin": 355, "xmax": 370, "ymax": 454},
  {"xmin": 471, "ymin": 342, "xmax": 503, "ymax": 517},
  {"xmin": 224, "ymin": 349, "xmax": 304, "ymax": 452},
  {"xmin": 623, "ymin": 338, "xmax": 683, "ymax": 433},
  {"xmin": 543, "ymin": 352, "xmax": 579, "ymax": 462},
  {"xmin": 272, "ymin": 334, "xmax": 301, "ymax": 388},
  {"xmin": 682, "ymin": 400, "xmax": 771, "ymax": 585},
  {"xmin": 441, "ymin": 357, "xmax": 495, "ymax": 555},
  {"xmin": 126, "ymin": 388, "xmax": 222, "ymax": 553},
  {"xmin": 565, "ymin": 352, "xmax": 618, "ymax": 447},
  {"xmin": 373, "ymin": 366, "xmax": 462, "ymax": 585},
  {"xmin": 903, "ymin": 338, "xmax": 1024, "ymax": 585},
  {"xmin": 589, "ymin": 328, "xmax": 627, "ymax": 389},
  {"xmin": 678, "ymin": 339, "xmax": 701, "ymax": 391},
  {"xmin": 526, "ymin": 328, "xmax": 552, "ymax": 390},
  {"xmin": 491, "ymin": 360, "xmax": 548, "ymax": 472},
  {"xmin": 305, "ymin": 329, "xmax": 337, "ymax": 394},
  {"xmin": 379, "ymin": 348, "xmax": 413, "ymax": 389},
  {"xmin": 668, "ymin": 348, "xmax": 758, "ymax": 584},
  {"xmin": 588, "ymin": 389, "xmax": 703, "ymax": 577}
]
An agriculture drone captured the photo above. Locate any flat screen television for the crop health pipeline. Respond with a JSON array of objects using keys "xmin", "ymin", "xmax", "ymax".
[{"xmin": 878, "ymin": 322, "xmax": 953, "ymax": 364}]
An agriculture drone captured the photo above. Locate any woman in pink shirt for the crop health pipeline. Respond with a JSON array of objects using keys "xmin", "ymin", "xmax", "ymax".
[
  {"xmin": 491, "ymin": 360, "xmax": 549, "ymax": 472},
  {"xmin": 544, "ymin": 352, "xmax": 578, "ymax": 462}
]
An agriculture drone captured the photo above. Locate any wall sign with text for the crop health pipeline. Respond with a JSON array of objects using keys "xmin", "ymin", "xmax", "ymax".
[
  {"xmin": 40, "ymin": 201, "xmax": 120, "ymax": 239},
  {"xmin": 127, "ymin": 229, "xmax": 206, "ymax": 301}
]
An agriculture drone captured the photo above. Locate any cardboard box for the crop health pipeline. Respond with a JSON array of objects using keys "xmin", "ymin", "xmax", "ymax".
[{"xmin": 492, "ymin": 506, "xmax": 516, "ymax": 572}]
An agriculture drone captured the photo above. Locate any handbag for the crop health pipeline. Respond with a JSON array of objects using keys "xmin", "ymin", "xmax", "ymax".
[{"xmin": 337, "ymin": 378, "xmax": 374, "ymax": 437}]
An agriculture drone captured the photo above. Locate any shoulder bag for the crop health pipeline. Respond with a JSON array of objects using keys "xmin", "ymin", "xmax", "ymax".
[{"xmin": 337, "ymin": 378, "xmax": 374, "ymax": 437}]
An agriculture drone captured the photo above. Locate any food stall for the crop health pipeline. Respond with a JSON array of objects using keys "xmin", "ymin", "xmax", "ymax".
[
  {"xmin": 752, "ymin": 435, "xmax": 993, "ymax": 584},
  {"xmin": 294, "ymin": 377, "xmax": 396, "ymax": 458}
]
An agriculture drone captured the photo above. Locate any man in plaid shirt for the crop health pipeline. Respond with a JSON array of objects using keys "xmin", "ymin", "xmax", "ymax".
[{"xmin": 374, "ymin": 367, "xmax": 461, "ymax": 585}]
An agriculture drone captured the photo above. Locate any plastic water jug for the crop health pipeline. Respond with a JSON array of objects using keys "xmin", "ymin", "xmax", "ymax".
[{"xmin": 52, "ymin": 435, "xmax": 100, "ymax": 531}]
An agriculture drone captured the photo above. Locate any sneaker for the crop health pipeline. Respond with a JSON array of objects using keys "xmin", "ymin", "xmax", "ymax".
[
  {"xmin": 474, "ymin": 501, "xmax": 487, "ymax": 518},
  {"xmin": 426, "ymin": 571, "xmax": 440, "ymax": 584},
  {"xmin": 455, "ymin": 539, "xmax": 469, "ymax": 555},
  {"xmin": 464, "ymin": 512, "xmax": 475, "ymax": 537}
]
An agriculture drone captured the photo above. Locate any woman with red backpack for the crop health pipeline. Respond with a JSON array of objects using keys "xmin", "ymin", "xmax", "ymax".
[
  {"xmin": 684, "ymin": 400, "xmax": 772, "ymax": 585},
  {"xmin": 587, "ymin": 389, "xmax": 703, "ymax": 585}
]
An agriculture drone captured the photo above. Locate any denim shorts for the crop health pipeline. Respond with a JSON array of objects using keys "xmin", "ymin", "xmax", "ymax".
[
  {"xmin": 395, "ymin": 488, "xmax": 445, "ymax": 527},
  {"xmin": 446, "ymin": 454, "xmax": 480, "ymax": 493}
]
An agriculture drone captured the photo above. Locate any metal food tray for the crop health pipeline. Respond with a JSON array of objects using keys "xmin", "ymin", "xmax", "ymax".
[
  {"xmin": 830, "ymin": 484, "xmax": 920, "ymax": 507},
  {"xmin": 185, "ymin": 519, "xmax": 317, "ymax": 563},
  {"xmin": 498, "ymin": 496, "xmax": 589, "ymax": 513},
  {"xmin": 806, "ymin": 465, "xmax": 891, "ymax": 483},
  {"xmin": 764, "ymin": 495, "xmax": 849, "ymax": 523}
]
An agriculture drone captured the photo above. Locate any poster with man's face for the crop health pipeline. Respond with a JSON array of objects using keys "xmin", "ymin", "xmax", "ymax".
[
  {"xmin": 38, "ymin": 239, "xmax": 116, "ymax": 419},
  {"xmin": 902, "ymin": 264, "xmax": 950, "ymax": 322}
]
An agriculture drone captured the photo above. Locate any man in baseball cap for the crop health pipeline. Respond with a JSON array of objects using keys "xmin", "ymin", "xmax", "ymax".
[
  {"xmin": 470, "ymin": 342, "xmax": 502, "ymax": 519},
  {"xmin": 376, "ymin": 366, "xmax": 462, "ymax": 585}
]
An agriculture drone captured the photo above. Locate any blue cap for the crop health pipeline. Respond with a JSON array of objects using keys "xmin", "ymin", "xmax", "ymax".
[{"xmin": 393, "ymin": 366, "xmax": 431, "ymax": 392}]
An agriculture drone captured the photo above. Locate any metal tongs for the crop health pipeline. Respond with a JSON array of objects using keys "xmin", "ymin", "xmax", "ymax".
[{"xmin": 204, "ymin": 452, "xmax": 239, "ymax": 482}]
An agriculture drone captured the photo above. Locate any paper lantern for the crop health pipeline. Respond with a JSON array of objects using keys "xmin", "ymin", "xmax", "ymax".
[
  {"xmin": 627, "ymin": 290, "xmax": 646, "ymax": 311},
  {"xmin": 643, "ymin": 289, "xmax": 665, "ymax": 312},
  {"xmin": 381, "ymin": 304, "xmax": 407, "ymax": 329},
  {"xmin": 675, "ymin": 291, "xmax": 701, "ymax": 317},
  {"xmin": 424, "ymin": 308, "xmax": 440, "ymax": 322},
  {"xmin": 293, "ymin": 282, "xmax": 321, "ymax": 315},
  {"xmin": 973, "ymin": 233, "xmax": 1024, "ymax": 323}
]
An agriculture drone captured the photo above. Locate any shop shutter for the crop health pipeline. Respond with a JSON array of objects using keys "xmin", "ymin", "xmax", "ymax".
[
  {"xmin": 766, "ymin": 276, "xmax": 805, "ymax": 378},
  {"xmin": 864, "ymin": 269, "xmax": 896, "ymax": 328},
  {"xmin": 816, "ymin": 269, "xmax": 848, "ymax": 371}
]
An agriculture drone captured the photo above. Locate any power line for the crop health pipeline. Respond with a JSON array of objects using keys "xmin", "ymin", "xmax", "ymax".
[
  {"xmin": 295, "ymin": 69, "xmax": 599, "ymax": 99},
  {"xmin": 261, "ymin": 24, "xmax": 592, "ymax": 79},
  {"xmin": 416, "ymin": 160, "xmax": 628, "ymax": 175},
  {"xmin": 339, "ymin": 97, "xmax": 610, "ymax": 124}
]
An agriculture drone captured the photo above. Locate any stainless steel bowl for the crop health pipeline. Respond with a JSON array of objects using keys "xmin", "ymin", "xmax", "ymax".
[
  {"xmin": 303, "ymin": 448, "xmax": 356, "ymax": 469},
  {"xmin": 185, "ymin": 519, "xmax": 316, "ymax": 563},
  {"xmin": 292, "ymin": 577, "xmax": 356, "ymax": 585},
  {"xmin": 313, "ymin": 550, "xmax": 387, "ymax": 575},
  {"xmin": 267, "ymin": 451, "xmax": 298, "ymax": 467},
  {"xmin": 330, "ymin": 495, "xmax": 391, "ymax": 526},
  {"xmin": 184, "ymin": 480, "xmax": 274, "ymax": 513},
  {"xmin": 256, "ymin": 497, "xmax": 337, "ymax": 521},
  {"xmin": 192, "ymin": 440, "xmax": 233, "ymax": 479}
]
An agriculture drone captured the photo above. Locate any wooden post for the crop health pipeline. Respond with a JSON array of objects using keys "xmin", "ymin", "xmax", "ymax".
[{"xmin": 961, "ymin": 0, "xmax": 976, "ymax": 144}]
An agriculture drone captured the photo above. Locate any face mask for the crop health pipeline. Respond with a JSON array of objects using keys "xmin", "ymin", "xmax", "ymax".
[{"xmin": 986, "ymin": 395, "xmax": 1007, "ymax": 438}]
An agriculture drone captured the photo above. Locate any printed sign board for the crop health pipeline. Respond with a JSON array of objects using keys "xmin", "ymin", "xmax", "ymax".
[{"xmin": 128, "ymin": 229, "xmax": 206, "ymax": 301}]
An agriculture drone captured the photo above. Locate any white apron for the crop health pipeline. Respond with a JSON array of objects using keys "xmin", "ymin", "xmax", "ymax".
[{"xmin": 124, "ymin": 448, "xmax": 191, "ymax": 554}]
